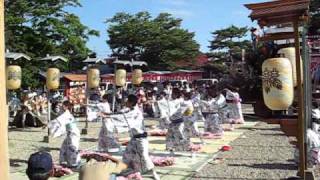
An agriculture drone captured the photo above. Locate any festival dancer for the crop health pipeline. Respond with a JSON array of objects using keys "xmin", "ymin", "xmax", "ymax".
[
  {"xmin": 156, "ymin": 91, "xmax": 172, "ymax": 130},
  {"xmin": 225, "ymin": 87, "xmax": 244, "ymax": 124},
  {"xmin": 183, "ymin": 91, "xmax": 203, "ymax": 143},
  {"xmin": 97, "ymin": 94, "xmax": 121, "ymax": 152},
  {"xmin": 201, "ymin": 86, "xmax": 225, "ymax": 136},
  {"xmin": 103, "ymin": 94, "xmax": 159, "ymax": 180},
  {"xmin": 166, "ymin": 88, "xmax": 194, "ymax": 152},
  {"xmin": 48, "ymin": 101, "xmax": 81, "ymax": 168}
]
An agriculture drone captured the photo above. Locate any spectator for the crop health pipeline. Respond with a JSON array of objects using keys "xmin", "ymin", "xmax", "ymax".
[{"xmin": 26, "ymin": 151, "xmax": 53, "ymax": 180}]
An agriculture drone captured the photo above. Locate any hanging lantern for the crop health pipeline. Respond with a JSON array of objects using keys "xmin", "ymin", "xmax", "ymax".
[
  {"xmin": 132, "ymin": 69, "xmax": 143, "ymax": 85},
  {"xmin": 277, "ymin": 47, "xmax": 303, "ymax": 87},
  {"xmin": 262, "ymin": 58, "xmax": 294, "ymax": 110},
  {"xmin": 46, "ymin": 68, "xmax": 60, "ymax": 90},
  {"xmin": 87, "ymin": 68, "xmax": 100, "ymax": 89},
  {"xmin": 115, "ymin": 69, "xmax": 126, "ymax": 87},
  {"xmin": 7, "ymin": 65, "xmax": 21, "ymax": 90}
]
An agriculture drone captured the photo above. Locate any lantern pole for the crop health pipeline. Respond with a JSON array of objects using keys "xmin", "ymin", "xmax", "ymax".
[
  {"xmin": 82, "ymin": 66, "xmax": 89, "ymax": 135},
  {"xmin": 0, "ymin": 0, "xmax": 10, "ymax": 179},
  {"xmin": 43, "ymin": 90, "xmax": 50, "ymax": 143},
  {"xmin": 112, "ymin": 64, "xmax": 117, "ymax": 112},
  {"xmin": 293, "ymin": 20, "xmax": 306, "ymax": 178}
]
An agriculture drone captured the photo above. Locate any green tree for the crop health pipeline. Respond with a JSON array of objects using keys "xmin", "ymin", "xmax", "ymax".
[
  {"xmin": 106, "ymin": 12, "xmax": 200, "ymax": 70},
  {"xmin": 5, "ymin": 0, "xmax": 99, "ymax": 88},
  {"xmin": 208, "ymin": 25, "xmax": 251, "ymax": 62},
  {"xmin": 309, "ymin": 0, "xmax": 320, "ymax": 34}
]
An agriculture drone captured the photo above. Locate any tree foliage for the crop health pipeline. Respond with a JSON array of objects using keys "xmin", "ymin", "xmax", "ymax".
[
  {"xmin": 309, "ymin": 0, "xmax": 320, "ymax": 34},
  {"xmin": 5, "ymin": 0, "xmax": 99, "ymax": 88},
  {"xmin": 208, "ymin": 25, "xmax": 251, "ymax": 62},
  {"xmin": 106, "ymin": 12, "xmax": 200, "ymax": 70}
]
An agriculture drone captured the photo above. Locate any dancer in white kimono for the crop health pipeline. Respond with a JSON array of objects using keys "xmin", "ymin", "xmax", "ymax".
[
  {"xmin": 226, "ymin": 87, "xmax": 244, "ymax": 124},
  {"xmin": 156, "ymin": 92, "xmax": 172, "ymax": 130},
  {"xmin": 166, "ymin": 88, "xmax": 194, "ymax": 152},
  {"xmin": 201, "ymin": 87, "xmax": 225, "ymax": 135},
  {"xmin": 104, "ymin": 95, "xmax": 159, "ymax": 179},
  {"xmin": 48, "ymin": 101, "xmax": 80, "ymax": 167},
  {"xmin": 97, "ymin": 95, "xmax": 120, "ymax": 152},
  {"xmin": 183, "ymin": 91, "xmax": 202, "ymax": 141}
]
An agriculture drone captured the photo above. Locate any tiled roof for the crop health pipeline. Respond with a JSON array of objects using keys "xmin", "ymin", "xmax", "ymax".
[
  {"xmin": 245, "ymin": 0, "xmax": 310, "ymax": 26},
  {"xmin": 64, "ymin": 74, "xmax": 87, "ymax": 82}
]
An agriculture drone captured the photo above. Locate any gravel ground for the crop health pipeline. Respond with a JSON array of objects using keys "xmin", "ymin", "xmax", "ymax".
[{"xmin": 191, "ymin": 122, "xmax": 299, "ymax": 180}]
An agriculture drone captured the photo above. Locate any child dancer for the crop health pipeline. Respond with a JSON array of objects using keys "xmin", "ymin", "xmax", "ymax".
[
  {"xmin": 97, "ymin": 94, "xmax": 120, "ymax": 152},
  {"xmin": 48, "ymin": 101, "xmax": 81, "ymax": 168},
  {"xmin": 226, "ymin": 87, "xmax": 244, "ymax": 124},
  {"xmin": 166, "ymin": 88, "xmax": 194, "ymax": 152},
  {"xmin": 156, "ymin": 91, "xmax": 172, "ymax": 130},
  {"xmin": 201, "ymin": 86, "xmax": 225, "ymax": 135},
  {"xmin": 105, "ymin": 95, "xmax": 159, "ymax": 180},
  {"xmin": 183, "ymin": 91, "xmax": 203, "ymax": 143}
]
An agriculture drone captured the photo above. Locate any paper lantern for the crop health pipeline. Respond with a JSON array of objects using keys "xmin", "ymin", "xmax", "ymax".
[
  {"xmin": 7, "ymin": 65, "xmax": 21, "ymax": 90},
  {"xmin": 132, "ymin": 69, "xmax": 143, "ymax": 85},
  {"xmin": 46, "ymin": 68, "xmax": 60, "ymax": 90},
  {"xmin": 277, "ymin": 47, "xmax": 303, "ymax": 87},
  {"xmin": 262, "ymin": 58, "xmax": 294, "ymax": 110},
  {"xmin": 115, "ymin": 69, "xmax": 126, "ymax": 87},
  {"xmin": 88, "ymin": 68, "xmax": 100, "ymax": 89}
]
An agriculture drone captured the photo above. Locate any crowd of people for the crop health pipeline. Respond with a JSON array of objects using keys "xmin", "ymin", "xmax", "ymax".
[{"xmin": 19, "ymin": 80, "xmax": 245, "ymax": 180}]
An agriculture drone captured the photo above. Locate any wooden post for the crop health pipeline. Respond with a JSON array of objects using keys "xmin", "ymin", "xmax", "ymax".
[
  {"xmin": 293, "ymin": 20, "xmax": 305, "ymax": 178},
  {"xmin": 0, "ymin": 0, "xmax": 10, "ymax": 179}
]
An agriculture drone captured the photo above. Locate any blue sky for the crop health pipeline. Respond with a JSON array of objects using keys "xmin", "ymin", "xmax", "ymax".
[{"xmin": 67, "ymin": 0, "xmax": 265, "ymax": 57}]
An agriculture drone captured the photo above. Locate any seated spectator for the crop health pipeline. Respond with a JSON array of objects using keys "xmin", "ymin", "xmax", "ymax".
[{"xmin": 26, "ymin": 151, "xmax": 53, "ymax": 180}]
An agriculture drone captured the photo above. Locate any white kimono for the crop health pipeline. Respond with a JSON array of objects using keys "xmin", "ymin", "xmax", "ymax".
[
  {"xmin": 226, "ymin": 90, "xmax": 244, "ymax": 124},
  {"xmin": 156, "ymin": 98, "xmax": 179, "ymax": 129},
  {"xmin": 201, "ymin": 94, "xmax": 226, "ymax": 135},
  {"xmin": 184, "ymin": 95, "xmax": 202, "ymax": 140},
  {"xmin": 110, "ymin": 106, "xmax": 154, "ymax": 173},
  {"xmin": 97, "ymin": 102, "xmax": 120, "ymax": 152},
  {"xmin": 48, "ymin": 110, "xmax": 80, "ymax": 167},
  {"xmin": 166, "ymin": 98, "xmax": 193, "ymax": 151}
]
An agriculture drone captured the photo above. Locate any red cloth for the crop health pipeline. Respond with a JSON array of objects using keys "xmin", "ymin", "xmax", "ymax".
[
  {"xmin": 52, "ymin": 165, "xmax": 73, "ymax": 177},
  {"xmin": 189, "ymin": 144, "xmax": 202, "ymax": 152},
  {"xmin": 221, "ymin": 145, "xmax": 232, "ymax": 151},
  {"xmin": 80, "ymin": 151, "xmax": 118, "ymax": 163},
  {"xmin": 149, "ymin": 129, "xmax": 167, "ymax": 136},
  {"xmin": 150, "ymin": 156, "xmax": 175, "ymax": 166},
  {"xmin": 117, "ymin": 172, "xmax": 143, "ymax": 180}
]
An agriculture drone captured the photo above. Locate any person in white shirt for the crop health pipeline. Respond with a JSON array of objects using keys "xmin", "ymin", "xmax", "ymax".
[
  {"xmin": 225, "ymin": 87, "xmax": 244, "ymax": 124},
  {"xmin": 48, "ymin": 101, "xmax": 80, "ymax": 167},
  {"xmin": 103, "ymin": 95, "xmax": 159, "ymax": 179},
  {"xmin": 97, "ymin": 94, "xmax": 120, "ymax": 152}
]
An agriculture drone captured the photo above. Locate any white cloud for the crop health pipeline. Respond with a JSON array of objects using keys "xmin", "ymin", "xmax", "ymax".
[{"xmin": 161, "ymin": 8, "xmax": 194, "ymax": 17}]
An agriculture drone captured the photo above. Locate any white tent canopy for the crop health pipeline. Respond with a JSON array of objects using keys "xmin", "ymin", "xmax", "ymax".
[
  {"xmin": 83, "ymin": 57, "xmax": 107, "ymax": 64},
  {"xmin": 113, "ymin": 60, "xmax": 147, "ymax": 67},
  {"xmin": 40, "ymin": 54, "xmax": 68, "ymax": 62},
  {"xmin": 5, "ymin": 52, "xmax": 31, "ymax": 61}
]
